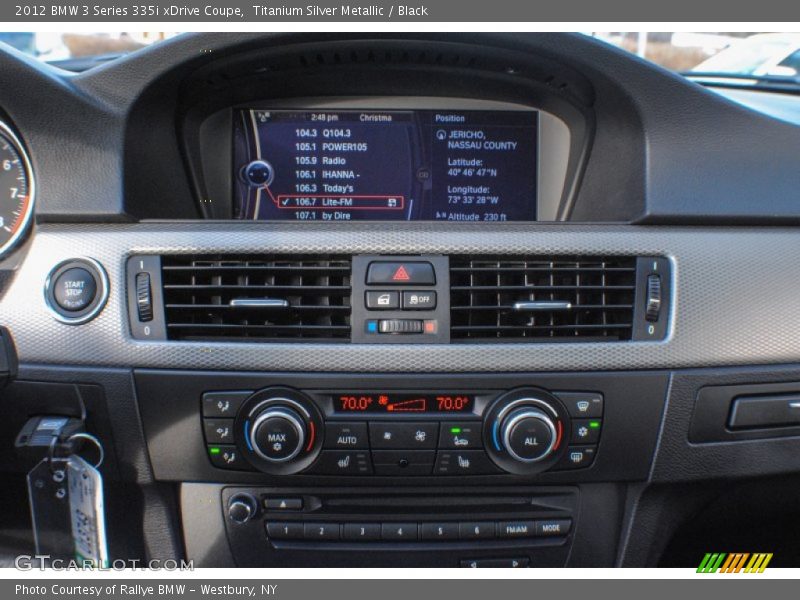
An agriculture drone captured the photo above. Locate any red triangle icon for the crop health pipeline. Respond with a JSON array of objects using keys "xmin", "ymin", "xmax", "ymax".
[{"xmin": 392, "ymin": 265, "xmax": 411, "ymax": 281}]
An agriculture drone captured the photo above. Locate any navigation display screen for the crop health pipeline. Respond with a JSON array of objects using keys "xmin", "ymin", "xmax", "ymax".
[{"xmin": 232, "ymin": 109, "xmax": 538, "ymax": 222}]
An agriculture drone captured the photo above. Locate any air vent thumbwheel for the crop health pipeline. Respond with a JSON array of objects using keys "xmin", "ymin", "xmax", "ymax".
[
  {"xmin": 234, "ymin": 387, "xmax": 324, "ymax": 475},
  {"xmin": 482, "ymin": 388, "xmax": 570, "ymax": 475}
]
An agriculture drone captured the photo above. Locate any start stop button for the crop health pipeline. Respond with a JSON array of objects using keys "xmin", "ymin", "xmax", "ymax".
[
  {"xmin": 45, "ymin": 258, "xmax": 108, "ymax": 324},
  {"xmin": 53, "ymin": 268, "xmax": 96, "ymax": 312}
]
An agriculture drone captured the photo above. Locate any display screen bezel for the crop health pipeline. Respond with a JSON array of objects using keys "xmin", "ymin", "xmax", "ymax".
[{"xmin": 218, "ymin": 97, "xmax": 570, "ymax": 223}]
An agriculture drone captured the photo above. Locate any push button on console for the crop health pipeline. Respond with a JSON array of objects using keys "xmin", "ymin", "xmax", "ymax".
[
  {"xmin": 53, "ymin": 268, "xmax": 96, "ymax": 312},
  {"xmin": 324, "ymin": 422, "xmax": 368, "ymax": 449},
  {"xmin": 369, "ymin": 422, "xmax": 438, "ymax": 449},
  {"xmin": 367, "ymin": 261, "xmax": 436, "ymax": 285}
]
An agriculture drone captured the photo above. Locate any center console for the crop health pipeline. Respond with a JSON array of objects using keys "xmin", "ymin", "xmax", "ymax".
[{"xmin": 135, "ymin": 368, "xmax": 668, "ymax": 567}]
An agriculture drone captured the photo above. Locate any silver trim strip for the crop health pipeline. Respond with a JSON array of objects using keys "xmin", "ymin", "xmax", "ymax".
[
  {"xmin": 6, "ymin": 222, "xmax": 800, "ymax": 373},
  {"xmin": 229, "ymin": 298, "xmax": 289, "ymax": 308},
  {"xmin": 512, "ymin": 301, "xmax": 572, "ymax": 311}
]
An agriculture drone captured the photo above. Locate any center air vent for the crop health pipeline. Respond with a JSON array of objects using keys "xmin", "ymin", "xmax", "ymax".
[
  {"xmin": 161, "ymin": 255, "xmax": 351, "ymax": 341},
  {"xmin": 450, "ymin": 256, "xmax": 637, "ymax": 342}
]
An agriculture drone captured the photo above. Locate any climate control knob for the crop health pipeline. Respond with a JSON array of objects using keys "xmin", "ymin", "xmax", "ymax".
[
  {"xmin": 234, "ymin": 387, "xmax": 324, "ymax": 475},
  {"xmin": 250, "ymin": 407, "xmax": 306, "ymax": 462},
  {"xmin": 500, "ymin": 407, "xmax": 557, "ymax": 463},
  {"xmin": 483, "ymin": 387, "xmax": 568, "ymax": 475}
]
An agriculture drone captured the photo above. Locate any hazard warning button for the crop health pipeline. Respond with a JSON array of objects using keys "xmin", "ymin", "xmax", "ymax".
[{"xmin": 366, "ymin": 261, "xmax": 436, "ymax": 286}]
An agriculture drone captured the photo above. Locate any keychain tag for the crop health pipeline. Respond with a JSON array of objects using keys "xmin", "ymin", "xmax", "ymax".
[
  {"xmin": 67, "ymin": 453, "xmax": 109, "ymax": 568},
  {"xmin": 27, "ymin": 457, "xmax": 73, "ymax": 559}
]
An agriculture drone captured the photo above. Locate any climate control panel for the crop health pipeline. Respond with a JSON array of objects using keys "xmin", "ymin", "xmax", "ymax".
[{"xmin": 201, "ymin": 386, "xmax": 603, "ymax": 477}]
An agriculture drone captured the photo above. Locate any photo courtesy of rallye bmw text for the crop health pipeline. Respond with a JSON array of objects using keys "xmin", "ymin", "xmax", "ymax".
[{"xmin": 1, "ymin": 1, "xmax": 800, "ymax": 595}]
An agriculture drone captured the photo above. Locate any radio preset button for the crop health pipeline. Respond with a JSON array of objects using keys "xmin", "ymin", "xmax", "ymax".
[
  {"xmin": 303, "ymin": 523, "xmax": 340, "ymax": 541},
  {"xmin": 266, "ymin": 522, "xmax": 304, "ymax": 540},
  {"xmin": 324, "ymin": 422, "xmax": 369, "ymax": 449},
  {"xmin": 381, "ymin": 523, "xmax": 418, "ymax": 541},
  {"xmin": 459, "ymin": 522, "xmax": 496, "ymax": 540},
  {"xmin": 369, "ymin": 422, "xmax": 438, "ymax": 449},
  {"xmin": 342, "ymin": 523, "xmax": 381, "ymax": 541},
  {"xmin": 420, "ymin": 522, "xmax": 460, "ymax": 540}
]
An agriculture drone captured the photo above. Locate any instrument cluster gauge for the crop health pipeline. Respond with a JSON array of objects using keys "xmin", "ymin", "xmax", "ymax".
[{"xmin": 0, "ymin": 121, "xmax": 34, "ymax": 258}]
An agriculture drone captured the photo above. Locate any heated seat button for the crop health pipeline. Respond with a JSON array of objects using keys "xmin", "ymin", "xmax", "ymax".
[
  {"xmin": 266, "ymin": 522, "xmax": 303, "ymax": 540},
  {"xmin": 342, "ymin": 523, "xmax": 381, "ymax": 541},
  {"xmin": 324, "ymin": 422, "xmax": 369, "ymax": 449},
  {"xmin": 420, "ymin": 522, "xmax": 459, "ymax": 540},
  {"xmin": 304, "ymin": 523, "xmax": 340, "ymax": 540},
  {"xmin": 381, "ymin": 523, "xmax": 418, "ymax": 541},
  {"xmin": 306, "ymin": 451, "xmax": 373, "ymax": 475},
  {"xmin": 369, "ymin": 422, "xmax": 438, "ymax": 449},
  {"xmin": 434, "ymin": 451, "xmax": 501, "ymax": 475},
  {"xmin": 53, "ymin": 268, "xmax": 97, "ymax": 312},
  {"xmin": 367, "ymin": 261, "xmax": 436, "ymax": 285}
]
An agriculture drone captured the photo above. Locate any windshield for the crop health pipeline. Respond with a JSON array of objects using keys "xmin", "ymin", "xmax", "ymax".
[
  {"xmin": 0, "ymin": 31, "xmax": 177, "ymax": 65},
  {"xmin": 592, "ymin": 32, "xmax": 800, "ymax": 82}
]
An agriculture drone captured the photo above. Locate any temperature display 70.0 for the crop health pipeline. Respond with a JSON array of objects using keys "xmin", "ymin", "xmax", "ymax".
[{"xmin": 335, "ymin": 393, "xmax": 473, "ymax": 413}]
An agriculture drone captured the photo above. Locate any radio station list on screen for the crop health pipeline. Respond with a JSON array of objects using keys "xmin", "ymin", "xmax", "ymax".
[{"xmin": 233, "ymin": 109, "xmax": 538, "ymax": 221}]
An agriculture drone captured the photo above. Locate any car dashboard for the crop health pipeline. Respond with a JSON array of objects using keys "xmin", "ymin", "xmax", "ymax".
[{"xmin": 1, "ymin": 32, "xmax": 800, "ymax": 568}]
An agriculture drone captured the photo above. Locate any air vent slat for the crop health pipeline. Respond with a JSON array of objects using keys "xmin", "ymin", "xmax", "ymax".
[
  {"xmin": 450, "ymin": 256, "xmax": 637, "ymax": 342},
  {"xmin": 161, "ymin": 255, "xmax": 352, "ymax": 342}
]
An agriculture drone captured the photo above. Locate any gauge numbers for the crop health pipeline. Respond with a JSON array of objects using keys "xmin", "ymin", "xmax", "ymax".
[{"xmin": 0, "ymin": 121, "xmax": 34, "ymax": 258}]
